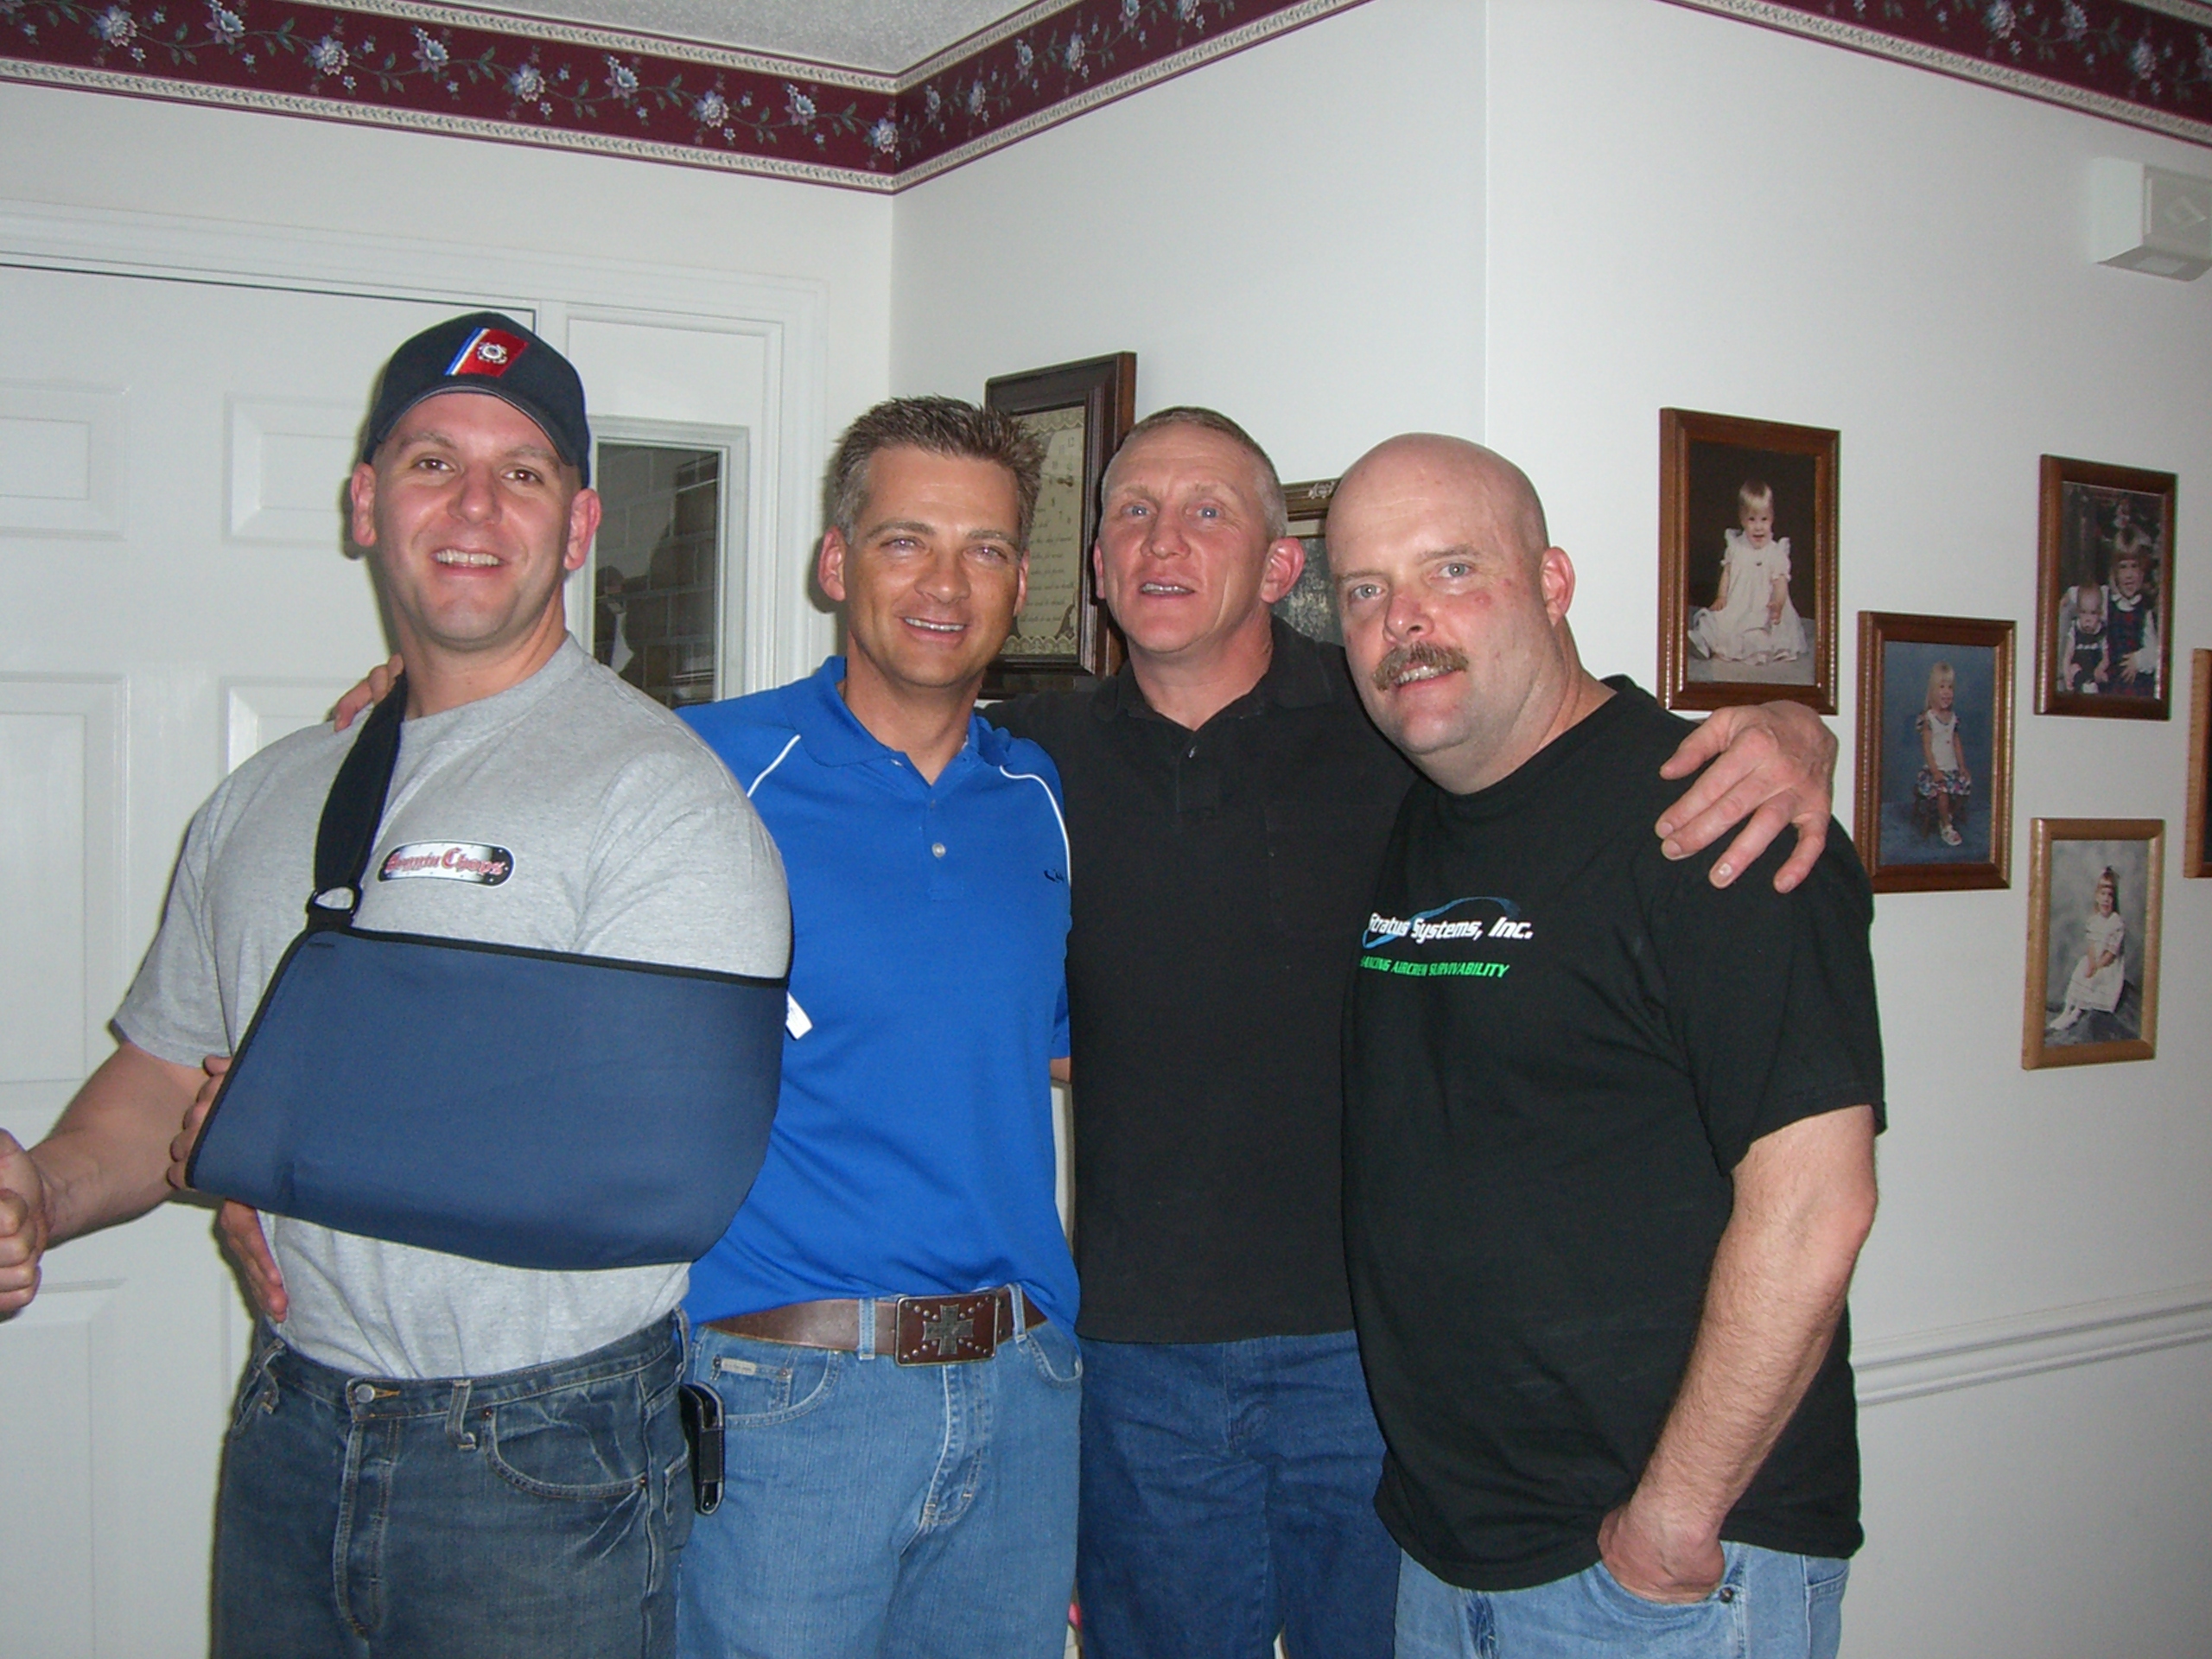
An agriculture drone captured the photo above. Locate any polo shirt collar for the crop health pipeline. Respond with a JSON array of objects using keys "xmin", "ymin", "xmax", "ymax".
[
  {"xmin": 791, "ymin": 655, "xmax": 1006, "ymax": 772},
  {"xmin": 1095, "ymin": 616, "xmax": 1338, "ymax": 724}
]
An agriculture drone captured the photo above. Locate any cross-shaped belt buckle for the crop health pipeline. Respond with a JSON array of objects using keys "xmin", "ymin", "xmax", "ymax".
[{"xmin": 893, "ymin": 1292, "xmax": 1001, "ymax": 1364}]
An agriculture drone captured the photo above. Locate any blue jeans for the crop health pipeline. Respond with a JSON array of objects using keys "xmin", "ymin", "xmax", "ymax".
[
  {"xmin": 1077, "ymin": 1331, "xmax": 1401, "ymax": 1659},
  {"xmin": 676, "ymin": 1300, "xmax": 1081, "ymax": 1659},
  {"xmin": 213, "ymin": 1315, "xmax": 690, "ymax": 1659},
  {"xmin": 1395, "ymin": 1544, "xmax": 1849, "ymax": 1659}
]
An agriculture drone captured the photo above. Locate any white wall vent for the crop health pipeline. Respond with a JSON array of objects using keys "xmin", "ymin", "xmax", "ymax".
[{"xmin": 2091, "ymin": 158, "xmax": 2212, "ymax": 281}]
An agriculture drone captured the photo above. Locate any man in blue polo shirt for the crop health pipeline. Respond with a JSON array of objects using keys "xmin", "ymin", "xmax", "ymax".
[{"xmin": 673, "ymin": 397, "xmax": 1080, "ymax": 1658}]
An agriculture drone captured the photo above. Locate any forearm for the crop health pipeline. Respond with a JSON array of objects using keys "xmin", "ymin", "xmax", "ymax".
[
  {"xmin": 1625, "ymin": 1108, "xmax": 1877, "ymax": 1541},
  {"xmin": 32, "ymin": 1043, "xmax": 205, "ymax": 1244}
]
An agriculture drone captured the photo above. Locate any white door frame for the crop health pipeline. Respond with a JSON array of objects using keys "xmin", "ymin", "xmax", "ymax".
[{"xmin": 0, "ymin": 197, "xmax": 834, "ymax": 696}]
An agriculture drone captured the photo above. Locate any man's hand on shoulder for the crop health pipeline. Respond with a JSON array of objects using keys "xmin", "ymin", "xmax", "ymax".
[
  {"xmin": 1596, "ymin": 1497, "xmax": 1724, "ymax": 1605},
  {"xmin": 333, "ymin": 654, "xmax": 404, "ymax": 733},
  {"xmin": 1656, "ymin": 702, "xmax": 1838, "ymax": 893},
  {"xmin": 0, "ymin": 1129, "xmax": 53, "ymax": 1316}
]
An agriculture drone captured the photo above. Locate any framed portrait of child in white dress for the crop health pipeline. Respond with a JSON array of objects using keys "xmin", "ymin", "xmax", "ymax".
[
  {"xmin": 2022, "ymin": 818, "xmax": 2163, "ymax": 1070},
  {"xmin": 1853, "ymin": 612, "xmax": 2014, "ymax": 893},
  {"xmin": 1660, "ymin": 409, "xmax": 1839, "ymax": 715},
  {"xmin": 2034, "ymin": 456, "xmax": 2175, "ymax": 721}
]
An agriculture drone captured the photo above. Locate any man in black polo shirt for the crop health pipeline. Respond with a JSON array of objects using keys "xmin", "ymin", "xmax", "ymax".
[
  {"xmin": 989, "ymin": 409, "xmax": 1844, "ymax": 1658},
  {"xmin": 1331, "ymin": 433, "xmax": 1881, "ymax": 1659}
]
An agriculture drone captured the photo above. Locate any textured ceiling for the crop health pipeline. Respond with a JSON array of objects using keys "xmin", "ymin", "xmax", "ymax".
[{"xmin": 459, "ymin": 0, "xmax": 1034, "ymax": 71}]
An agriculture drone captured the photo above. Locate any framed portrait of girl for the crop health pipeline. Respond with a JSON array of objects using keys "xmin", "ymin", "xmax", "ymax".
[
  {"xmin": 2022, "ymin": 818, "xmax": 2163, "ymax": 1069},
  {"xmin": 1853, "ymin": 613, "xmax": 2014, "ymax": 893},
  {"xmin": 1660, "ymin": 408, "xmax": 1840, "ymax": 715}
]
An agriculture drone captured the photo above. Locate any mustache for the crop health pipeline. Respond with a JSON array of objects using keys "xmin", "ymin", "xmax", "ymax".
[{"xmin": 1371, "ymin": 641, "xmax": 1470, "ymax": 691}]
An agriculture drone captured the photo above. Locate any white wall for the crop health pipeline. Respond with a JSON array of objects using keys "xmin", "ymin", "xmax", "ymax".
[
  {"xmin": 0, "ymin": 79, "xmax": 893, "ymax": 427},
  {"xmin": 891, "ymin": 0, "xmax": 1484, "ymax": 480},
  {"xmin": 892, "ymin": 3, "xmax": 2212, "ymax": 1653},
  {"xmin": 0, "ymin": 76, "xmax": 893, "ymax": 566}
]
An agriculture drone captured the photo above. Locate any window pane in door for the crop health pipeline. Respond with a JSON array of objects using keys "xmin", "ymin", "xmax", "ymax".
[{"xmin": 593, "ymin": 442, "xmax": 721, "ymax": 709}]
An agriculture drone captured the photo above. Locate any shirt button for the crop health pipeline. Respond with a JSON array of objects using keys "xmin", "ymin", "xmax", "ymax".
[{"xmin": 931, "ymin": 842, "xmax": 947, "ymax": 859}]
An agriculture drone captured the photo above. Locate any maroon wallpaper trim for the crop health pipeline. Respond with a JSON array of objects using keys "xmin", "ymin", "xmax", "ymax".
[
  {"xmin": 0, "ymin": 0, "xmax": 1363, "ymax": 188},
  {"xmin": 1671, "ymin": 1, "xmax": 2212, "ymax": 143},
  {"xmin": 0, "ymin": 0, "xmax": 906, "ymax": 182},
  {"xmin": 893, "ymin": 0, "xmax": 1363, "ymax": 180},
  {"xmin": 2, "ymin": 0, "xmax": 2206, "ymax": 189}
]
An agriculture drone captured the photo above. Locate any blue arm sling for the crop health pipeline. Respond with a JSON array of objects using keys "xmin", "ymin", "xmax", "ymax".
[{"xmin": 185, "ymin": 678, "xmax": 787, "ymax": 1271}]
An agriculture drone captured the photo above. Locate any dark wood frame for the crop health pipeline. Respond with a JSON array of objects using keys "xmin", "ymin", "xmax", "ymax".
[
  {"xmin": 1659, "ymin": 408, "xmax": 1840, "ymax": 715},
  {"xmin": 2021, "ymin": 817, "xmax": 2164, "ymax": 1070},
  {"xmin": 982, "ymin": 352, "xmax": 1135, "ymax": 695},
  {"xmin": 1270, "ymin": 477, "xmax": 1341, "ymax": 645},
  {"xmin": 1281, "ymin": 479, "xmax": 1336, "ymax": 529},
  {"xmin": 2033, "ymin": 454, "xmax": 2176, "ymax": 721},
  {"xmin": 1853, "ymin": 612, "xmax": 2015, "ymax": 893},
  {"xmin": 2187, "ymin": 651, "xmax": 2212, "ymax": 878}
]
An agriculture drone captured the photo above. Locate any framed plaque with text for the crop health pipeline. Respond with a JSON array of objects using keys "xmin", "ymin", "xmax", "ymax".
[{"xmin": 982, "ymin": 352, "xmax": 1135, "ymax": 696}]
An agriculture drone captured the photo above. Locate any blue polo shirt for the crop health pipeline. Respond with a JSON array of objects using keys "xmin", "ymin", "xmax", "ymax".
[{"xmin": 677, "ymin": 658, "xmax": 1078, "ymax": 1331}]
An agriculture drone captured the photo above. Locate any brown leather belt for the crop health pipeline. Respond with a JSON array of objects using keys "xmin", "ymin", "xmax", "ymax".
[{"xmin": 704, "ymin": 1288, "xmax": 1046, "ymax": 1366}]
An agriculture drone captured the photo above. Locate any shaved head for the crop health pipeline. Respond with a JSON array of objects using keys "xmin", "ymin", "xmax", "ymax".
[
  {"xmin": 1332, "ymin": 435, "xmax": 1550, "ymax": 575},
  {"xmin": 1327, "ymin": 433, "xmax": 1607, "ymax": 794}
]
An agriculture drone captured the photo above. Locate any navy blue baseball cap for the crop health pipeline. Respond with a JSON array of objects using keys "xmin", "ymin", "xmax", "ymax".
[{"xmin": 361, "ymin": 312, "xmax": 592, "ymax": 485}]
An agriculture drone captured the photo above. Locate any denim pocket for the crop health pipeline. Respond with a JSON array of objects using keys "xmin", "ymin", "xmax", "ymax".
[
  {"xmin": 483, "ymin": 1382, "xmax": 652, "ymax": 1503},
  {"xmin": 1020, "ymin": 1319, "xmax": 1083, "ymax": 1389},
  {"xmin": 1803, "ymin": 1554, "xmax": 1849, "ymax": 1658},
  {"xmin": 707, "ymin": 1338, "xmax": 841, "ymax": 1427},
  {"xmin": 1586, "ymin": 1555, "xmax": 1741, "ymax": 1636},
  {"xmin": 1802, "ymin": 1555, "xmax": 1849, "ymax": 1598},
  {"xmin": 225, "ymin": 1337, "xmax": 284, "ymax": 1439}
]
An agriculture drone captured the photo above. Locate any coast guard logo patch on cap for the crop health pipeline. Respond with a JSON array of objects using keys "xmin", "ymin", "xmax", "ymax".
[
  {"xmin": 378, "ymin": 842, "xmax": 514, "ymax": 886},
  {"xmin": 445, "ymin": 327, "xmax": 529, "ymax": 379}
]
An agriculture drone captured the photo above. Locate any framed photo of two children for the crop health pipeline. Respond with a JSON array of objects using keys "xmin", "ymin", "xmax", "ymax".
[
  {"xmin": 1659, "ymin": 409, "xmax": 1840, "ymax": 715},
  {"xmin": 2034, "ymin": 456, "xmax": 2175, "ymax": 720}
]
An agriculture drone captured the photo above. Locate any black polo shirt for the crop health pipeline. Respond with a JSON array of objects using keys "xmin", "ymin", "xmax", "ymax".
[{"xmin": 991, "ymin": 620, "xmax": 1416, "ymax": 1342}]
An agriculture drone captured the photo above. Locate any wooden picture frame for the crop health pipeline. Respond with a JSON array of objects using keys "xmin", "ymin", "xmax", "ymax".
[
  {"xmin": 2033, "ymin": 455, "xmax": 2176, "ymax": 720},
  {"xmin": 2022, "ymin": 817, "xmax": 2163, "ymax": 1069},
  {"xmin": 1853, "ymin": 612, "xmax": 2014, "ymax": 893},
  {"xmin": 1271, "ymin": 477, "xmax": 1340, "ymax": 645},
  {"xmin": 982, "ymin": 352, "xmax": 1136, "ymax": 696},
  {"xmin": 1660, "ymin": 408, "xmax": 1839, "ymax": 714},
  {"xmin": 2187, "ymin": 651, "xmax": 2212, "ymax": 878}
]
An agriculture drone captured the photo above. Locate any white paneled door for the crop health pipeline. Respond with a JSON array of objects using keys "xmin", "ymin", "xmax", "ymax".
[{"xmin": 0, "ymin": 267, "xmax": 517, "ymax": 1658}]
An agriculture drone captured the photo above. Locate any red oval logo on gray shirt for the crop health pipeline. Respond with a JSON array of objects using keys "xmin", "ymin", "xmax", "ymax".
[{"xmin": 378, "ymin": 842, "xmax": 513, "ymax": 886}]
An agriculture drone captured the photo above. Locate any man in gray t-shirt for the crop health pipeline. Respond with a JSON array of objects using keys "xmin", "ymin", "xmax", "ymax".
[{"xmin": 0, "ymin": 314, "xmax": 788, "ymax": 1659}]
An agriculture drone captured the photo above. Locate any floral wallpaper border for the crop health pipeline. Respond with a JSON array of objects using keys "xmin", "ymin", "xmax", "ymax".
[
  {"xmin": 0, "ymin": 0, "xmax": 1368, "ymax": 190},
  {"xmin": 1670, "ymin": 0, "xmax": 2212, "ymax": 147},
  {"xmin": 2, "ymin": 0, "xmax": 2206, "ymax": 191}
]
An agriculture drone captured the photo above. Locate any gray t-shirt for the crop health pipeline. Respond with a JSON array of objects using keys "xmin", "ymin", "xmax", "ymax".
[{"xmin": 118, "ymin": 640, "xmax": 790, "ymax": 1379}]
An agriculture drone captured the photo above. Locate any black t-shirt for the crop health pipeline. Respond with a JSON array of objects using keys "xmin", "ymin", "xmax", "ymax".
[
  {"xmin": 991, "ymin": 621, "xmax": 1417, "ymax": 1342},
  {"xmin": 1342, "ymin": 681, "xmax": 1885, "ymax": 1592}
]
